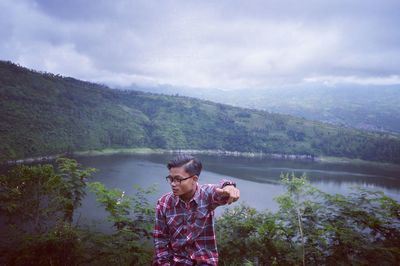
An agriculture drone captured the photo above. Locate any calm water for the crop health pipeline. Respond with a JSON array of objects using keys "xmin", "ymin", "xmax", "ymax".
[{"xmin": 73, "ymin": 153, "xmax": 400, "ymax": 231}]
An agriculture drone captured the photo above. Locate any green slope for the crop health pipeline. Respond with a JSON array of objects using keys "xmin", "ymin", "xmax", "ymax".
[
  {"xmin": 1, "ymin": 60, "xmax": 400, "ymax": 164},
  {"xmin": 143, "ymin": 85, "xmax": 400, "ymax": 133}
]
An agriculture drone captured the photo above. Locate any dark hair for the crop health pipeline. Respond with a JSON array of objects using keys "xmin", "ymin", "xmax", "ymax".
[{"xmin": 167, "ymin": 154, "xmax": 202, "ymax": 177}]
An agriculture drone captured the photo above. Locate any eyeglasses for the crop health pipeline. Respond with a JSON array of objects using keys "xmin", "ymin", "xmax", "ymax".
[{"xmin": 165, "ymin": 174, "xmax": 196, "ymax": 184}]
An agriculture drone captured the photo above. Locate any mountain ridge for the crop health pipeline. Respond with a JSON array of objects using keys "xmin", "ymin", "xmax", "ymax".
[
  {"xmin": 1, "ymin": 60, "xmax": 400, "ymax": 164},
  {"xmin": 123, "ymin": 83, "xmax": 400, "ymax": 133}
]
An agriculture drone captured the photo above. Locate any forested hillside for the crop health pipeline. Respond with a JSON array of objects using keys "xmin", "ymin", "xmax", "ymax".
[
  {"xmin": 131, "ymin": 84, "xmax": 400, "ymax": 133},
  {"xmin": 1, "ymin": 60, "xmax": 400, "ymax": 163}
]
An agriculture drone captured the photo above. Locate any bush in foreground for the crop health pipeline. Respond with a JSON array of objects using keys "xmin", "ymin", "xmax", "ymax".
[
  {"xmin": 1, "ymin": 161, "xmax": 399, "ymax": 265},
  {"xmin": 216, "ymin": 173, "xmax": 400, "ymax": 265}
]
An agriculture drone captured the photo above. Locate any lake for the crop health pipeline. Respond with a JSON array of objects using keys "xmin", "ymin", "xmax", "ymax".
[{"xmin": 73, "ymin": 153, "xmax": 400, "ymax": 231}]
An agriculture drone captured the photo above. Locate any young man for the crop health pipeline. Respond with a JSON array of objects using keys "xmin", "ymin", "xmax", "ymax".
[{"xmin": 153, "ymin": 155, "xmax": 240, "ymax": 265}]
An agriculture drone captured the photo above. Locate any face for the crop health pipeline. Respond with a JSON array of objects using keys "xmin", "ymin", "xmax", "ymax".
[{"xmin": 168, "ymin": 166, "xmax": 198, "ymax": 197}]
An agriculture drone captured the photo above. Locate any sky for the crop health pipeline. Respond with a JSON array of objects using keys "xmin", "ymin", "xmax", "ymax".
[{"xmin": 1, "ymin": 0, "xmax": 400, "ymax": 90}]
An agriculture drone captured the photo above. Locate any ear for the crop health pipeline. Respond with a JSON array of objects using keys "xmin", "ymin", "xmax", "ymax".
[{"xmin": 193, "ymin": 175, "xmax": 199, "ymax": 182}]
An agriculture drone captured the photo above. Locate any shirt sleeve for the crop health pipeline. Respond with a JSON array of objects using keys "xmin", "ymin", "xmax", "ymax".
[
  {"xmin": 152, "ymin": 199, "xmax": 171, "ymax": 266},
  {"xmin": 209, "ymin": 179, "xmax": 233, "ymax": 210}
]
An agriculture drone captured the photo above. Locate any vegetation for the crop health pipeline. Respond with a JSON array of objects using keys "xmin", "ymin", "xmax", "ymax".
[
  {"xmin": 137, "ymin": 84, "xmax": 400, "ymax": 133},
  {"xmin": 1, "ymin": 160, "xmax": 399, "ymax": 265},
  {"xmin": 217, "ymin": 173, "xmax": 400, "ymax": 265},
  {"xmin": 1, "ymin": 61, "xmax": 400, "ymax": 164},
  {"xmin": 0, "ymin": 158, "xmax": 154, "ymax": 265}
]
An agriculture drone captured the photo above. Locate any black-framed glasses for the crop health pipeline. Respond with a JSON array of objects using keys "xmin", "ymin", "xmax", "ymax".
[{"xmin": 165, "ymin": 174, "xmax": 196, "ymax": 184}]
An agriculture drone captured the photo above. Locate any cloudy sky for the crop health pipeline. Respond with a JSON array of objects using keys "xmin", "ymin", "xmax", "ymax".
[{"xmin": 1, "ymin": 0, "xmax": 400, "ymax": 90}]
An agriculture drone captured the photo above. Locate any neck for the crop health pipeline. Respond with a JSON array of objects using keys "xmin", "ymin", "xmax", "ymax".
[{"xmin": 180, "ymin": 185, "xmax": 197, "ymax": 202}]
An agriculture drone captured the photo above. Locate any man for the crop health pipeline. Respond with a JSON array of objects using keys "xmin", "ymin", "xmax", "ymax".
[{"xmin": 153, "ymin": 154, "xmax": 240, "ymax": 265}]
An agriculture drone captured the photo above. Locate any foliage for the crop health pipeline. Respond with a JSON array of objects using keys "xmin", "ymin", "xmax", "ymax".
[
  {"xmin": 1, "ymin": 223, "xmax": 83, "ymax": 266},
  {"xmin": 0, "ymin": 158, "xmax": 95, "ymax": 233},
  {"xmin": 0, "ymin": 163, "xmax": 65, "ymax": 234},
  {"xmin": 57, "ymin": 157, "xmax": 96, "ymax": 224},
  {"xmin": 1, "ymin": 157, "xmax": 400, "ymax": 265},
  {"xmin": 87, "ymin": 182, "xmax": 156, "ymax": 265},
  {"xmin": 216, "ymin": 204, "xmax": 294, "ymax": 265},
  {"xmin": 0, "ymin": 159, "xmax": 155, "ymax": 265},
  {"xmin": 160, "ymin": 85, "xmax": 400, "ymax": 134},
  {"xmin": 0, "ymin": 158, "xmax": 94, "ymax": 265},
  {"xmin": 216, "ymin": 174, "xmax": 400, "ymax": 265},
  {"xmin": 2, "ymin": 60, "xmax": 400, "ymax": 164}
]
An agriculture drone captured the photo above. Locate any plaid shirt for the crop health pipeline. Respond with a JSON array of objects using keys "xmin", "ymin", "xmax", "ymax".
[{"xmin": 153, "ymin": 181, "xmax": 230, "ymax": 265}]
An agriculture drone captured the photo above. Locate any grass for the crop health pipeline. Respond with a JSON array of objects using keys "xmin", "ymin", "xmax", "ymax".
[{"xmin": 317, "ymin": 156, "xmax": 400, "ymax": 169}]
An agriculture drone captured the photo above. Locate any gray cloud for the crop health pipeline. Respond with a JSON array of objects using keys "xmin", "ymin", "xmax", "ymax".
[{"xmin": 1, "ymin": 0, "xmax": 400, "ymax": 89}]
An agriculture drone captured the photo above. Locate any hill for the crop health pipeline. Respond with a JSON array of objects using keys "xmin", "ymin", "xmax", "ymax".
[
  {"xmin": 128, "ymin": 84, "xmax": 400, "ymax": 133},
  {"xmin": 1, "ymin": 60, "xmax": 400, "ymax": 164}
]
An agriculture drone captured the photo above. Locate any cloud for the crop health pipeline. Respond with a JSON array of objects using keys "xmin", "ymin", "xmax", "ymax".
[{"xmin": 1, "ymin": 0, "xmax": 400, "ymax": 89}]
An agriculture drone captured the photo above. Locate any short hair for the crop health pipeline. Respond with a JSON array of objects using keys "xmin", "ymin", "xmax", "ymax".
[{"xmin": 167, "ymin": 154, "xmax": 202, "ymax": 177}]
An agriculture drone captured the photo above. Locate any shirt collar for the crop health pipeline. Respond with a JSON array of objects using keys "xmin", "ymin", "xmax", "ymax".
[{"xmin": 175, "ymin": 183, "xmax": 200, "ymax": 206}]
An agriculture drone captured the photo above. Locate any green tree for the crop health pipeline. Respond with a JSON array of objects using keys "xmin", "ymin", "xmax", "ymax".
[
  {"xmin": 0, "ymin": 158, "xmax": 95, "ymax": 265},
  {"xmin": 0, "ymin": 164, "xmax": 64, "ymax": 233},
  {"xmin": 56, "ymin": 157, "xmax": 96, "ymax": 224},
  {"xmin": 87, "ymin": 182, "xmax": 156, "ymax": 265},
  {"xmin": 0, "ymin": 159, "xmax": 157, "ymax": 265}
]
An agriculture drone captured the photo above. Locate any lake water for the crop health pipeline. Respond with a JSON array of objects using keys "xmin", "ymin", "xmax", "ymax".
[{"xmin": 73, "ymin": 153, "xmax": 400, "ymax": 231}]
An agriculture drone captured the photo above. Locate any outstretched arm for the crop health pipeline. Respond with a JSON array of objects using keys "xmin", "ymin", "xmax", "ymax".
[
  {"xmin": 210, "ymin": 180, "xmax": 240, "ymax": 209},
  {"xmin": 215, "ymin": 185, "xmax": 240, "ymax": 204}
]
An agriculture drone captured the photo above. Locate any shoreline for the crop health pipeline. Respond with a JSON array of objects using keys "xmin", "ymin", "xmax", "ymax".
[
  {"xmin": 2, "ymin": 148, "xmax": 400, "ymax": 169},
  {"xmin": 75, "ymin": 148, "xmax": 315, "ymax": 160}
]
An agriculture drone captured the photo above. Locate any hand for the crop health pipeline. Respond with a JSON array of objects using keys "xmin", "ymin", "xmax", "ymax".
[{"xmin": 215, "ymin": 185, "xmax": 240, "ymax": 204}]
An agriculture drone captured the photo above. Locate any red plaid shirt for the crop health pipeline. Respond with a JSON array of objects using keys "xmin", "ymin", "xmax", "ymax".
[{"xmin": 153, "ymin": 181, "xmax": 230, "ymax": 265}]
